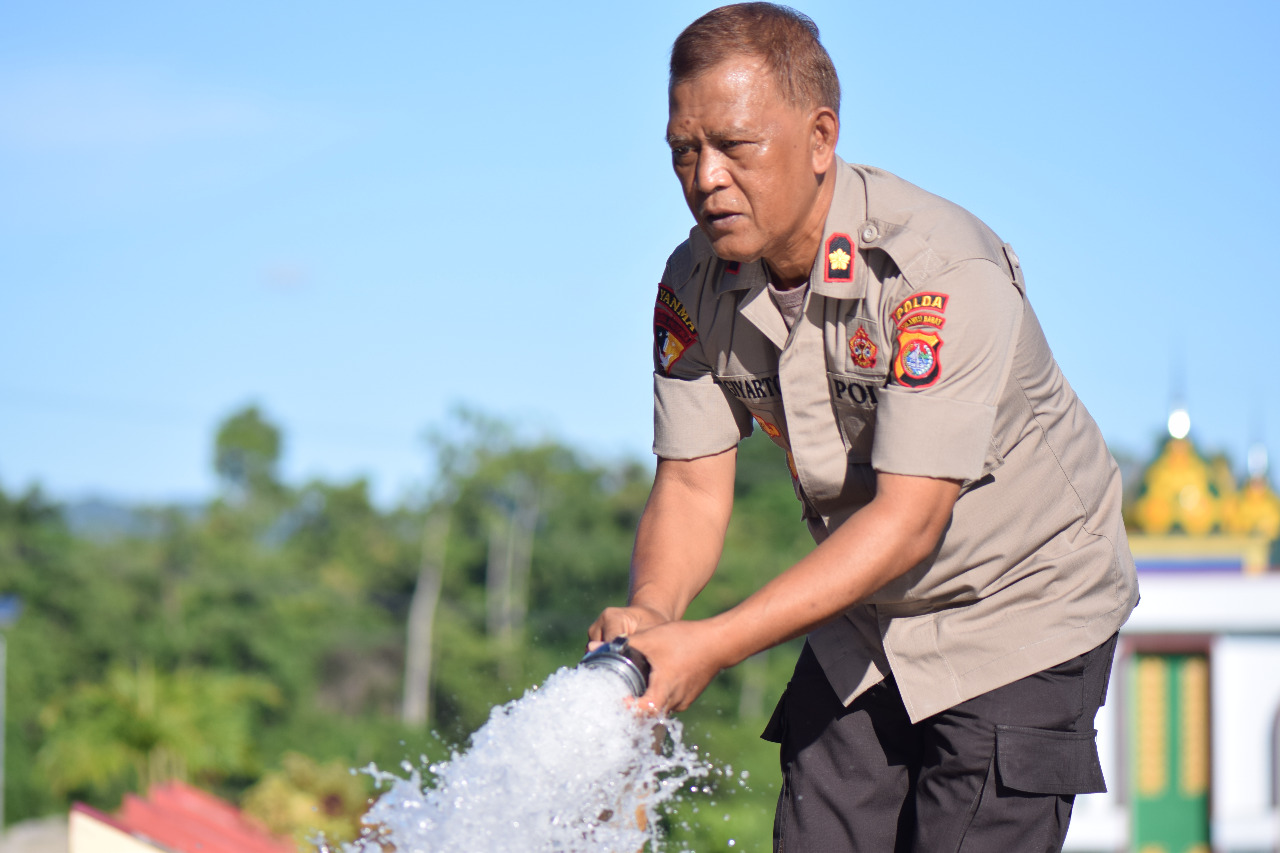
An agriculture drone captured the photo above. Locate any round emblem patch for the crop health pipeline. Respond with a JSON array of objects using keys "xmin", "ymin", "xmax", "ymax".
[{"xmin": 902, "ymin": 339, "xmax": 935, "ymax": 378}]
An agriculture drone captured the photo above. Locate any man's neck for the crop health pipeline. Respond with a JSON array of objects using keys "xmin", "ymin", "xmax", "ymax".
[{"xmin": 762, "ymin": 170, "xmax": 838, "ymax": 291}]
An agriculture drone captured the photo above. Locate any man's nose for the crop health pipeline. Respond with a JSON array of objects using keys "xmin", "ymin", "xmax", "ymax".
[{"xmin": 694, "ymin": 150, "xmax": 731, "ymax": 193}]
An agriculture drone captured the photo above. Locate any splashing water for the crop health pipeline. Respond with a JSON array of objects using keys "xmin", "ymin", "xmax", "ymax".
[{"xmin": 329, "ymin": 665, "xmax": 710, "ymax": 852}]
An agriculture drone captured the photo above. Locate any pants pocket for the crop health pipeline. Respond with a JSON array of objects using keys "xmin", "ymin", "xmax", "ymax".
[
  {"xmin": 761, "ymin": 685, "xmax": 788, "ymax": 744},
  {"xmin": 994, "ymin": 724, "xmax": 1106, "ymax": 795}
]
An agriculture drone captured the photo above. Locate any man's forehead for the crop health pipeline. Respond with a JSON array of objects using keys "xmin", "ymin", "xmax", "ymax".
[
  {"xmin": 672, "ymin": 52, "xmax": 771, "ymax": 86},
  {"xmin": 669, "ymin": 54, "xmax": 779, "ymax": 104},
  {"xmin": 667, "ymin": 57, "xmax": 792, "ymax": 129}
]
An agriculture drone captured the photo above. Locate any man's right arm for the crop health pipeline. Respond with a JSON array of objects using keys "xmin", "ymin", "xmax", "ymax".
[{"xmin": 587, "ymin": 447, "xmax": 736, "ymax": 645}]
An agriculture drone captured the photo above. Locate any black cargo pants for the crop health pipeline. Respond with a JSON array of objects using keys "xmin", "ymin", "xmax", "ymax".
[{"xmin": 763, "ymin": 634, "xmax": 1117, "ymax": 853}]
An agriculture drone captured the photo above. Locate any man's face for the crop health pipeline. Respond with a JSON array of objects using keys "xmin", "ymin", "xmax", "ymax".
[{"xmin": 667, "ymin": 56, "xmax": 823, "ymax": 266}]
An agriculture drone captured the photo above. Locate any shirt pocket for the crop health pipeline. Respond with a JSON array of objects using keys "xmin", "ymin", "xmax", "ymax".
[
  {"xmin": 826, "ymin": 308, "xmax": 890, "ymax": 463},
  {"xmin": 826, "ymin": 372, "xmax": 884, "ymax": 462}
]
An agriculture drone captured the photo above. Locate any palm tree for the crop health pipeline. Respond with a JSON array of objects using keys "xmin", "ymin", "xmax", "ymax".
[{"xmin": 36, "ymin": 660, "xmax": 281, "ymax": 799}]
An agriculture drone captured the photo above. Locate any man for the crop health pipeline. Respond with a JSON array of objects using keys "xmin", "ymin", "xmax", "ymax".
[{"xmin": 588, "ymin": 4, "xmax": 1139, "ymax": 850}]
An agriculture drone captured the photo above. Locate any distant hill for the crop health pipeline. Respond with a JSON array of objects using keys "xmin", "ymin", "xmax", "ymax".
[{"xmin": 62, "ymin": 496, "xmax": 203, "ymax": 541}]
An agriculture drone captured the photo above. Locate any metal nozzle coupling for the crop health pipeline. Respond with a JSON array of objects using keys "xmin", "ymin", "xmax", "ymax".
[{"xmin": 579, "ymin": 636, "xmax": 651, "ymax": 697}]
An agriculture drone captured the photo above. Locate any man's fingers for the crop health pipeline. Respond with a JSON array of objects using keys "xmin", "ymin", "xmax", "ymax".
[{"xmin": 589, "ymin": 605, "xmax": 659, "ymax": 646}]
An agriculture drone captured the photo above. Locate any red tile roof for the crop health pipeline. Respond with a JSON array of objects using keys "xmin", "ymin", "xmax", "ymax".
[{"xmin": 73, "ymin": 781, "xmax": 295, "ymax": 853}]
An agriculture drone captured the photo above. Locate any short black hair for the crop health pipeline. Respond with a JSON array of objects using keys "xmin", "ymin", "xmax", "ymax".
[{"xmin": 670, "ymin": 3, "xmax": 840, "ymax": 116}]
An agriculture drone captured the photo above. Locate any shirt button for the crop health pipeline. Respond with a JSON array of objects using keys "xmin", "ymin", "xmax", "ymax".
[{"xmin": 860, "ymin": 224, "xmax": 878, "ymax": 243}]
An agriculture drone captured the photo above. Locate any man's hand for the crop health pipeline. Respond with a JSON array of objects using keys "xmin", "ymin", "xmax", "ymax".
[
  {"xmin": 625, "ymin": 619, "xmax": 729, "ymax": 713},
  {"xmin": 586, "ymin": 603, "xmax": 670, "ymax": 650}
]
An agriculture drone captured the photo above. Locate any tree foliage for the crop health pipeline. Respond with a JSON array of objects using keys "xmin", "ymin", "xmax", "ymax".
[
  {"xmin": 36, "ymin": 662, "xmax": 281, "ymax": 800},
  {"xmin": 214, "ymin": 404, "xmax": 283, "ymax": 501}
]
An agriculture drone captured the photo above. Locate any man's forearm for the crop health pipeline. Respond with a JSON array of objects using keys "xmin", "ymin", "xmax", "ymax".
[
  {"xmin": 621, "ymin": 472, "xmax": 960, "ymax": 712},
  {"xmin": 705, "ymin": 472, "xmax": 960, "ymax": 670}
]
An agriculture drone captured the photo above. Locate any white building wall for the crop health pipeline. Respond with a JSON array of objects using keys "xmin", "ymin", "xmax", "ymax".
[
  {"xmin": 1211, "ymin": 635, "xmax": 1280, "ymax": 852},
  {"xmin": 1065, "ymin": 575, "xmax": 1280, "ymax": 853},
  {"xmin": 68, "ymin": 810, "xmax": 157, "ymax": 853}
]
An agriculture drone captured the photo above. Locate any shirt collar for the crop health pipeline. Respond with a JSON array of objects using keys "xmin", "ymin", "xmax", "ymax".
[{"xmin": 810, "ymin": 157, "xmax": 869, "ymax": 300}]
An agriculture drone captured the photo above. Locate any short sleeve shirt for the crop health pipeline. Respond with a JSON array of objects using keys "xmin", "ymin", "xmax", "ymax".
[{"xmin": 651, "ymin": 160, "xmax": 1139, "ymax": 722}]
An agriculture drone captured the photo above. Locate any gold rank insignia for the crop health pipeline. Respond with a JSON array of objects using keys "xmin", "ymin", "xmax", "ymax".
[{"xmin": 824, "ymin": 233, "xmax": 854, "ymax": 282}]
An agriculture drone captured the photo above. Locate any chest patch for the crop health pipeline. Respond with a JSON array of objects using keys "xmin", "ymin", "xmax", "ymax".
[
  {"xmin": 848, "ymin": 326, "xmax": 878, "ymax": 369},
  {"xmin": 654, "ymin": 285, "xmax": 698, "ymax": 374}
]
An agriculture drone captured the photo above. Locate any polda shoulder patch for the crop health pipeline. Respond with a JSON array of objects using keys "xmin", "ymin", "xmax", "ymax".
[
  {"xmin": 890, "ymin": 291, "xmax": 948, "ymax": 387},
  {"xmin": 654, "ymin": 284, "xmax": 698, "ymax": 374},
  {"xmin": 892, "ymin": 291, "xmax": 949, "ymax": 330}
]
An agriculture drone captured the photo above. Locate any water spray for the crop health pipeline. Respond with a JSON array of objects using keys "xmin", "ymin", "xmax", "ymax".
[{"xmin": 334, "ymin": 637, "xmax": 710, "ymax": 852}]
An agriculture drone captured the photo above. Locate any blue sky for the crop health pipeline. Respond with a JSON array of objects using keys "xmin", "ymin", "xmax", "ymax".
[{"xmin": 3, "ymin": 0, "xmax": 1277, "ymax": 505}]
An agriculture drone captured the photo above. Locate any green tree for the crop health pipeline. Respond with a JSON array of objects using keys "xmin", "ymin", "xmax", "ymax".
[
  {"xmin": 36, "ymin": 662, "xmax": 281, "ymax": 803},
  {"xmin": 416, "ymin": 409, "xmax": 649, "ymax": 739},
  {"xmin": 214, "ymin": 404, "xmax": 283, "ymax": 502},
  {"xmin": 0, "ymin": 406, "xmax": 818, "ymax": 846}
]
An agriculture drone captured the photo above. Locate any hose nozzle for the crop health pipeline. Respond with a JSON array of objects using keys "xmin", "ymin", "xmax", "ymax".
[{"xmin": 579, "ymin": 637, "xmax": 651, "ymax": 697}]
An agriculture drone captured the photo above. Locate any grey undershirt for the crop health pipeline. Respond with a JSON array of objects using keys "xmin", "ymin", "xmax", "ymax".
[{"xmin": 767, "ymin": 280, "xmax": 809, "ymax": 331}]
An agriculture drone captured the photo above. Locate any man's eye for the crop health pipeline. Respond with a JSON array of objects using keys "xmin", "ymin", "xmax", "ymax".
[{"xmin": 671, "ymin": 146, "xmax": 695, "ymax": 163}]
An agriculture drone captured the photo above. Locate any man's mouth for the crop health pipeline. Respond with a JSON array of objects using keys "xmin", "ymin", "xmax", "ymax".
[{"xmin": 702, "ymin": 211, "xmax": 741, "ymax": 230}]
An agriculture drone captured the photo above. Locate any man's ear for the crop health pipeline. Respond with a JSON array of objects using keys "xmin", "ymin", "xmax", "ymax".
[{"xmin": 811, "ymin": 107, "xmax": 839, "ymax": 173}]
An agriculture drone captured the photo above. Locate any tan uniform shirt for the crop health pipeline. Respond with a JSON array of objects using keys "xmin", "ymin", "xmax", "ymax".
[{"xmin": 651, "ymin": 159, "xmax": 1139, "ymax": 722}]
